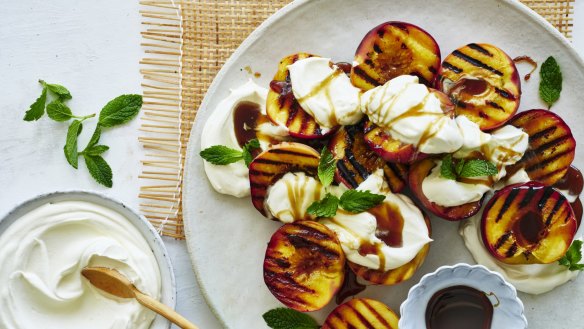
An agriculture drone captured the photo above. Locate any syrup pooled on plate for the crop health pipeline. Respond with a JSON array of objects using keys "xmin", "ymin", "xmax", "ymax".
[
  {"xmin": 553, "ymin": 165, "xmax": 584, "ymax": 226},
  {"xmin": 426, "ymin": 285, "xmax": 494, "ymax": 329}
]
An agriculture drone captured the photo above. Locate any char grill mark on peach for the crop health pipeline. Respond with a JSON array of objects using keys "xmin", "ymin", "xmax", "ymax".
[
  {"xmin": 442, "ymin": 61, "xmax": 462, "ymax": 73},
  {"xmin": 287, "ymin": 235, "xmax": 342, "ymax": 260},
  {"xmin": 496, "ymin": 188, "xmax": 519, "ymax": 223},
  {"xmin": 467, "ymin": 43, "xmax": 493, "ymax": 56},
  {"xmin": 508, "ymin": 110, "xmax": 576, "ymax": 185},
  {"xmin": 451, "ymin": 50, "xmax": 503, "ymax": 76}
]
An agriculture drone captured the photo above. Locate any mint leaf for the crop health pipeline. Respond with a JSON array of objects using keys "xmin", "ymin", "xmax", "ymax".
[
  {"xmin": 339, "ymin": 189, "xmax": 385, "ymax": 213},
  {"xmin": 318, "ymin": 147, "xmax": 336, "ymax": 188},
  {"xmin": 440, "ymin": 154, "xmax": 456, "ymax": 180},
  {"xmin": 86, "ymin": 125, "xmax": 102, "ymax": 149},
  {"xmin": 307, "ymin": 193, "xmax": 339, "ymax": 218},
  {"xmin": 559, "ymin": 240, "xmax": 584, "ymax": 271},
  {"xmin": 43, "ymin": 80, "xmax": 72, "ymax": 100},
  {"xmin": 262, "ymin": 308, "xmax": 319, "ymax": 329},
  {"xmin": 242, "ymin": 139, "xmax": 261, "ymax": 167},
  {"xmin": 455, "ymin": 158, "xmax": 466, "ymax": 176},
  {"xmin": 46, "ymin": 100, "xmax": 74, "ymax": 122},
  {"xmin": 23, "ymin": 84, "xmax": 47, "ymax": 121},
  {"xmin": 84, "ymin": 154, "xmax": 113, "ymax": 188},
  {"xmin": 84, "ymin": 145, "xmax": 109, "ymax": 156},
  {"xmin": 200, "ymin": 145, "xmax": 243, "ymax": 165},
  {"xmin": 459, "ymin": 159, "xmax": 498, "ymax": 178},
  {"xmin": 98, "ymin": 94, "xmax": 142, "ymax": 127},
  {"xmin": 539, "ymin": 56, "xmax": 562, "ymax": 108},
  {"xmin": 64, "ymin": 120, "xmax": 83, "ymax": 169}
]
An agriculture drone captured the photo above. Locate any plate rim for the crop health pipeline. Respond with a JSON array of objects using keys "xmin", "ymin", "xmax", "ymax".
[{"xmin": 182, "ymin": 0, "xmax": 584, "ymax": 327}]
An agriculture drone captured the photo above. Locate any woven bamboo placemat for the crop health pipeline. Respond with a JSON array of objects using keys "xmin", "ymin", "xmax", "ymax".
[{"xmin": 138, "ymin": 0, "xmax": 574, "ymax": 239}]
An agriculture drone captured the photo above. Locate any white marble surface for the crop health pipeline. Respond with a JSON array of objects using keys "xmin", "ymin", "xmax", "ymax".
[{"xmin": 0, "ymin": 1, "xmax": 583, "ymax": 328}]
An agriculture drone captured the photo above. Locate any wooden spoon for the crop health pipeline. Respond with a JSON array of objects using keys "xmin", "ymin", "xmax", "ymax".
[{"xmin": 82, "ymin": 267, "xmax": 199, "ymax": 329}]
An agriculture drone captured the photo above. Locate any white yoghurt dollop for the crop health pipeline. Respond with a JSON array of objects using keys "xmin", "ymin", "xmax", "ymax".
[
  {"xmin": 422, "ymin": 160, "xmax": 492, "ymax": 207},
  {"xmin": 422, "ymin": 116, "xmax": 529, "ymax": 207},
  {"xmin": 322, "ymin": 170, "xmax": 432, "ymax": 271},
  {"xmin": 265, "ymin": 172, "xmax": 325, "ymax": 223},
  {"xmin": 201, "ymin": 80, "xmax": 287, "ymax": 198},
  {"xmin": 0, "ymin": 201, "xmax": 162, "ymax": 329},
  {"xmin": 460, "ymin": 211, "xmax": 580, "ymax": 295},
  {"xmin": 361, "ymin": 75, "xmax": 463, "ymax": 154},
  {"xmin": 455, "ymin": 116, "xmax": 528, "ymax": 166},
  {"xmin": 288, "ymin": 57, "xmax": 363, "ymax": 129}
]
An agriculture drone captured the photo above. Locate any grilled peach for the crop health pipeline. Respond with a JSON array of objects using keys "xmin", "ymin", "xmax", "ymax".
[
  {"xmin": 322, "ymin": 298, "xmax": 399, "ymax": 329},
  {"xmin": 329, "ymin": 123, "xmax": 408, "ymax": 192},
  {"xmin": 249, "ymin": 142, "xmax": 320, "ymax": 217},
  {"xmin": 408, "ymin": 158, "xmax": 483, "ymax": 221},
  {"xmin": 349, "ymin": 212, "xmax": 431, "ymax": 285},
  {"xmin": 362, "ymin": 89, "xmax": 454, "ymax": 164},
  {"xmin": 363, "ymin": 120, "xmax": 421, "ymax": 164},
  {"xmin": 507, "ymin": 109, "xmax": 576, "ymax": 186},
  {"xmin": 267, "ymin": 53, "xmax": 333, "ymax": 139},
  {"xmin": 351, "ymin": 21, "xmax": 440, "ymax": 90},
  {"xmin": 437, "ymin": 43, "xmax": 521, "ymax": 130},
  {"xmin": 264, "ymin": 221, "xmax": 345, "ymax": 312},
  {"xmin": 482, "ymin": 181, "xmax": 577, "ymax": 264}
]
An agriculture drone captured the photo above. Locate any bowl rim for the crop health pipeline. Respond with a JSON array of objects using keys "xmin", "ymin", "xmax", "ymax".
[
  {"xmin": 399, "ymin": 263, "xmax": 527, "ymax": 328},
  {"xmin": 0, "ymin": 190, "xmax": 177, "ymax": 329}
]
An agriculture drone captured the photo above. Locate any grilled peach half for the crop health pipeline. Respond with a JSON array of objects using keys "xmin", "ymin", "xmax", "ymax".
[
  {"xmin": 482, "ymin": 181, "xmax": 577, "ymax": 264},
  {"xmin": 437, "ymin": 43, "xmax": 521, "ymax": 130},
  {"xmin": 249, "ymin": 142, "xmax": 320, "ymax": 218},
  {"xmin": 322, "ymin": 298, "xmax": 399, "ymax": 329},
  {"xmin": 349, "ymin": 212, "xmax": 431, "ymax": 285},
  {"xmin": 267, "ymin": 53, "xmax": 333, "ymax": 139},
  {"xmin": 329, "ymin": 123, "xmax": 408, "ymax": 192},
  {"xmin": 408, "ymin": 158, "xmax": 484, "ymax": 221},
  {"xmin": 264, "ymin": 221, "xmax": 345, "ymax": 312},
  {"xmin": 351, "ymin": 21, "xmax": 441, "ymax": 90},
  {"xmin": 507, "ymin": 109, "xmax": 576, "ymax": 186},
  {"xmin": 362, "ymin": 89, "xmax": 454, "ymax": 164}
]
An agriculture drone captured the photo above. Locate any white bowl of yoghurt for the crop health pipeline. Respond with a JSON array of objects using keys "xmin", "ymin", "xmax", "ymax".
[{"xmin": 0, "ymin": 191, "xmax": 175, "ymax": 329}]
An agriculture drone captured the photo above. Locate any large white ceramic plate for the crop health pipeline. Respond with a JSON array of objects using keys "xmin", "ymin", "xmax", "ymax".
[{"xmin": 183, "ymin": 0, "xmax": 584, "ymax": 328}]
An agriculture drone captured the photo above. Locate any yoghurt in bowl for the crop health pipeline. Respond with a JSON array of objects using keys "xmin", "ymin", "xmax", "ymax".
[{"xmin": 0, "ymin": 191, "xmax": 175, "ymax": 329}]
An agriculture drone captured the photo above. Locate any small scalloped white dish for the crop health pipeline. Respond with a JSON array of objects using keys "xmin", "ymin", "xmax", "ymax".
[{"xmin": 399, "ymin": 263, "xmax": 527, "ymax": 329}]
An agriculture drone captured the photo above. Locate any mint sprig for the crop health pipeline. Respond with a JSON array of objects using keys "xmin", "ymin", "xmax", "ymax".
[
  {"xmin": 200, "ymin": 139, "xmax": 260, "ymax": 167},
  {"xmin": 559, "ymin": 240, "xmax": 584, "ymax": 271},
  {"xmin": 440, "ymin": 155, "xmax": 498, "ymax": 180},
  {"xmin": 308, "ymin": 189, "xmax": 385, "ymax": 218},
  {"xmin": 262, "ymin": 308, "xmax": 319, "ymax": 329},
  {"xmin": 539, "ymin": 56, "xmax": 562, "ymax": 109},
  {"xmin": 24, "ymin": 79, "xmax": 142, "ymax": 187}
]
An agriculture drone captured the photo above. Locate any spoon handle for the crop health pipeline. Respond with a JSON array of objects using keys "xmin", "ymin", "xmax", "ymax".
[{"xmin": 135, "ymin": 290, "xmax": 199, "ymax": 329}]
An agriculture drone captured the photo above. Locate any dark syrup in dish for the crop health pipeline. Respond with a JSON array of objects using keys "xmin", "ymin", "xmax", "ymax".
[{"xmin": 426, "ymin": 285, "xmax": 494, "ymax": 329}]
